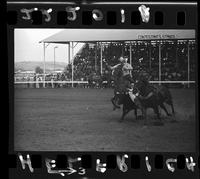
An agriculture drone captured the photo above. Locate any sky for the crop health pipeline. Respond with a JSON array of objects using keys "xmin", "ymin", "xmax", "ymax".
[
  {"xmin": 14, "ymin": 29, "xmax": 195, "ymax": 64},
  {"xmin": 14, "ymin": 29, "xmax": 84, "ymax": 63}
]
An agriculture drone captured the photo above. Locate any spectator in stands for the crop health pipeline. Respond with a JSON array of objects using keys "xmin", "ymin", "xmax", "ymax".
[
  {"xmin": 61, "ymin": 73, "xmax": 65, "ymax": 81},
  {"xmin": 27, "ymin": 76, "xmax": 30, "ymax": 88},
  {"xmin": 39, "ymin": 76, "xmax": 43, "ymax": 88},
  {"xmin": 51, "ymin": 76, "xmax": 54, "ymax": 88},
  {"xmin": 36, "ymin": 75, "xmax": 39, "ymax": 88},
  {"xmin": 33, "ymin": 75, "xmax": 36, "ymax": 88}
]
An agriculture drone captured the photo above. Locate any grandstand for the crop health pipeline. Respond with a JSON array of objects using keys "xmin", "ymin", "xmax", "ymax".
[{"xmin": 14, "ymin": 29, "xmax": 196, "ymax": 88}]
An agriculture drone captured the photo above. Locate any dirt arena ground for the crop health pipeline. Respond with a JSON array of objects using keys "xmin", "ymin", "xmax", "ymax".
[{"xmin": 14, "ymin": 88, "xmax": 196, "ymax": 152}]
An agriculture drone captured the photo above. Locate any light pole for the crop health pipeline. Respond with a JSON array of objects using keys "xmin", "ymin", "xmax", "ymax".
[{"xmin": 54, "ymin": 46, "xmax": 58, "ymax": 73}]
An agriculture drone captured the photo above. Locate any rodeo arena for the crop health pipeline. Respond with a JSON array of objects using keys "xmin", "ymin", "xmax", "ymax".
[{"xmin": 14, "ymin": 29, "xmax": 197, "ymax": 152}]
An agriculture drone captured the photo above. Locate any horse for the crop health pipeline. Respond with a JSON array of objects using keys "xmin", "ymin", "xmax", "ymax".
[
  {"xmin": 135, "ymin": 77, "xmax": 175, "ymax": 117},
  {"xmin": 131, "ymin": 77, "xmax": 176, "ymax": 125},
  {"xmin": 152, "ymin": 84, "xmax": 175, "ymax": 116}
]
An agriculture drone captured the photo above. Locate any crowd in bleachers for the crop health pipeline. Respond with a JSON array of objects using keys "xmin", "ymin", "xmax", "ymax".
[{"xmin": 15, "ymin": 40, "xmax": 196, "ymax": 88}]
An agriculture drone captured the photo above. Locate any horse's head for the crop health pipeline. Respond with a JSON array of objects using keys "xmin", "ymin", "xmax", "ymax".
[
  {"xmin": 134, "ymin": 80, "xmax": 145, "ymax": 96},
  {"xmin": 134, "ymin": 75, "xmax": 150, "ymax": 96}
]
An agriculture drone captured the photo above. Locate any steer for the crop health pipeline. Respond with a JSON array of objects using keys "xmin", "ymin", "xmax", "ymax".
[{"xmin": 116, "ymin": 92, "xmax": 138, "ymax": 122}]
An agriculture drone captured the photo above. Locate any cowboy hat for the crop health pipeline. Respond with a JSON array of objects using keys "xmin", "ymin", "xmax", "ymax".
[
  {"xmin": 119, "ymin": 56, "xmax": 126, "ymax": 62},
  {"xmin": 123, "ymin": 63, "xmax": 133, "ymax": 70}
]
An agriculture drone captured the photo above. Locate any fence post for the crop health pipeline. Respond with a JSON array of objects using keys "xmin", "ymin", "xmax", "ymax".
[
  {"xmin": 158, "ymin": 42, "xmax": 161, "ymax": 85},
  {"xmin": 187, "ymin": 41, "xmax": 190, "ymax": 88}
]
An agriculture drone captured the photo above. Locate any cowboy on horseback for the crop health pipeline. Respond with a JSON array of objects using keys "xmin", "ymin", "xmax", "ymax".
[{"xmin": 109, "ymin": 56, "xmax": 137, "ymax": 110}]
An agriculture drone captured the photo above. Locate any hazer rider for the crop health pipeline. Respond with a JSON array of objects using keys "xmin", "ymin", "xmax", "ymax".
[{"xmin": 109, "ymin": 56, "xmax": 137, "ymax": 110}]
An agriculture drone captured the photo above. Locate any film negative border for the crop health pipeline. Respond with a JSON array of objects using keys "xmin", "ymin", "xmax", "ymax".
[
  {"xmin": 8, "ymin": 153, "xmax": 200, "ymax": 178},
  {"xmin": 7, "ymin": 1, "xmax": 199, "ymax": 179},
  {"xmin": 6, "ymin": 1, "xmax": 197, "ymax": 28}
]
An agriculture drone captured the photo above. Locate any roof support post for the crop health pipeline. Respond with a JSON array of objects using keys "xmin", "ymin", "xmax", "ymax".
[
  {"xmin": 121, "ymin": 42, "xmax": 124, "ymax": 56},
  {"xmin": 100, "ymin": 42, "xmax": 103, "ymax": 75},
  {"xmin": 71, "ymin": 42, "xmax": 74, "ymax": 88},
  {"xmin": 149, "ymin": 41, "xmax": 151, "ymax": 70},
  {"xmin": 95, "ymin": 42, "xmax": 97, "ymax": 72},
  {"xmin": 158, "ymin": 41, "xmax": 161, "ymax": 85},
  {"xmin": 43, "ymin": 42, "xmax": 46, "ymax": 88},
  {"xmin": 187, "ymin": 40, "xmax": 190, "ymax": 88},
  {"xmin": 68, "ymin": 43, "xmax": 70, "ymax": 64},
  {"xmin": 129, "ymin": 42, "xmax": 132, "ymax": 66},
  {"xmin": 175, "ymin": 40, "xmax": 178, "ymax": 68}
]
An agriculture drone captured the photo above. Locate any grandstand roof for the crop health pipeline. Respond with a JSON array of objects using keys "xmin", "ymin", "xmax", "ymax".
[{"xmin": 40, "ymin": 29, "xmax": 195, "ymax": 43}]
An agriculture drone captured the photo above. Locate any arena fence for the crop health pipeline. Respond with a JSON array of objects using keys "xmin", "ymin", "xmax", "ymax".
[
  {"xmin": 14, "ymin": 80, "xmax": 195, "ymax": 88},
  {"xmin": 14, "ymin": 81, "xmax": 89, "ymax": 84}
]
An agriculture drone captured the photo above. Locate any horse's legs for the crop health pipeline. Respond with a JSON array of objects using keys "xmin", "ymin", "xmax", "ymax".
[
  {"xmin": 153, "ymin": 105, "xmax": 161, "ymax": 120},
  {"xmin": 142, "ymin": 108, "xmax": 147, "ymax": 125},
  {"xmin": 111, "ymin": 97, "xmax": 116, "ymax": 110},
  {"xmin": 153, "ymin": 105, "xmax": 164, "ymax": 125},
  {"xmin": 134, "ymin": 108, "xmax": 138, "ymax": 120},
  {"xmin": 170, "ymin": 102, "xmax": 175, "ymax": 115},
  {"xmin": 120, "ymin": 106, "xmax": 130, "ymax": 122},
  {"xmin": 165, "ymin": 99, "xmax": 175, "ymax": 115},
  {"xmin": 159, "ymin": 103, "xmax": 171, "ymax": 116},
  {"xmin": 111, "ymin": 96, "xmax": 120, "ymax": 110},
  {"xmin": 165, "ymin": 100, "xmax": 177, "ymax": 122}
]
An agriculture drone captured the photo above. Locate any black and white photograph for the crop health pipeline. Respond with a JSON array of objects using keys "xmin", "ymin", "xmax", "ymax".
[{"xmin": 14, "ymin": 28, "xmax": 197, "ymax": 152}]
